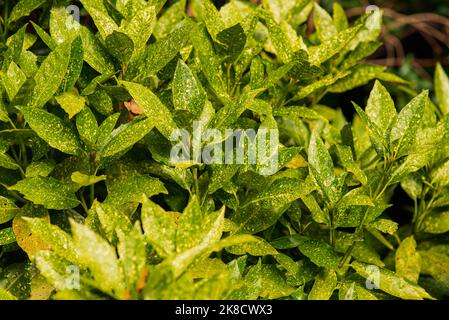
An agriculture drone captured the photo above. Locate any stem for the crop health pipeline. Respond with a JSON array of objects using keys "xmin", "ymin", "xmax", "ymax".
[{"xmin": 192, "ymin": 167, "xmax": 200, "ymax": 196}]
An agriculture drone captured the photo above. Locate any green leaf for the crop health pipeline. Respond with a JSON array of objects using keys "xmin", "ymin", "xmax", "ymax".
[
  {"xmin": 231, "ymin": 178, "xmax": 304, "ymax": 234},
  {"xmin": 422, "ymin": 211, "xmax": 449, "ymax": 234},
  {"xmin": 329, "ymin": 64, "xmax": 386, "ymax": 93},
  {"xmin": 25, "ymin": 160, "xmax": 55, "ymax": 178},
  {"xmin": 28, "ymin": 40, "xmax": 73, "ymax": 108},
  {"xmin": 118, "ymin": 4, "xmax": 156, "ymax": 57},
  {"xmin": 308, "ymin": 269, "xmax": 337, "ymax": 300},
  {"xmin": 8, "ymin": 0, "xmax": 45, "ymax": 23},
  {"xmin": 308, "ymin": 129, "xmax": 337, "ymax": 204},
  {"xmin": 313, "ymin": 3, "xmax": 337, "ymax": 42},
  {"xmin": 70, "ymin": 220, "xmax": 124, "ymax": 297},
  {"xmin": 79, "ymin": 26, "xmax": 115, "ymax": 75},
  {"xmin": 200, "ymin": 0, "xmax": 225, "ymax": 38},
  {"xmin": 351, "ymin": 261, "xmax": 433, "ymax": 300},
  {"xmin": 22, "ymin": 216, "xmax": 78, "ymax": 262},
  {"xmin": 99, "ymin": 116, "xmax": 155, "ymax": 159},
  {"xmin": 435, "ymin": 63, "xmax": 449, "ymax": 115},
  {"xmin": 0, "ymin": 287, "xmax": 17, "ymax": 300},
  {"xmin": 134, "ymin": 20, "xmax": 191, "ymax": 78},
  {"xmin": 0, "ymin": 227, "xmax": 16, "ymax": 246},
  {"xmin": 190, "ymin": 22, "xmax": 227, "ymax": 99},
  {"xmin": 391, "ymin": 91, "xmax": 427, "ymax": 157},
  {"xmin": 19, "ymin": 106, "xmax": 82, "ymax": 156},
  {"xmin": 10, "ymin": 177, "xmax": 80, "ymax": 210},
  {"xmin": 76, "ymin": 107, "xmax": 98, "ymax": 149},
  {"xmin": 141, "ymin": 198, "xmax": 179, "ymax": 257},
  {"xmin": 396, "ymin": 236, "xmax": 421, "ymax": 283},
  {"xmin": 95, "ymin": 113, "xmax": 120, "ymax": 148},
  {"xmin": 309, "ymin": 25, "xmax": 361, "ymax": 65},
  {"xmin": 216, "ymin": 24, "xmax": 247, "ymax": 62},
  {"xmin": 79, "ymin": 0, "xmax": 118, "ymax": 39},
  {"xmin": 2, "ymin": 62, "xmax": 27, "ymax": 101},
  {"xmin": 432, "ymin": 160, "xmax": 449, "ymax": 187},
  {"xmin": 365, "ymin": 80, "xmax": 396, "ymax": 138},
  {"xmin": 56, "ymin": 91, "xmax": 86, "ymax": 119},
  {"xmin": 105, "ymin": 31, "xmax": 134, "ymax": 63},
  {"xmin": 105, "ymin": 175, "xmax": 167, "ymax": 205},
  {"xmin": 332, "ymin": 3, "xmax": 348, "ymax": 31},
  {"xmin": 0, "ymin": 196, "xmax": 20, "ymax": 224},
  {"xmin": 120, "ymin": 81, "xmax": 177, "ymax": 139},
  {"xmin": 0, "ymin": 153, "xmax": 20, "ymax": 170},
  {"xmin": 71, "ymin": 172, "xmax": 106, "ymax": 187},
  {"xmin": 297, "ymin": 237, "xmax": 341, "ymax": 269},
  {"xmin": 173, "ymin": 59, "xmax": 206, "ymax": 115}
]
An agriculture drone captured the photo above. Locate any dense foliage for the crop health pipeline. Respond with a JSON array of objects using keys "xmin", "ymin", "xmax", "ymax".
[{"xmin": 0, "ymin": 0, "xmax": 448, "ymax": 300}]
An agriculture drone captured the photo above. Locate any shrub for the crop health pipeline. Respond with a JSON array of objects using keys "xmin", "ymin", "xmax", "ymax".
[{"xmin": 0, "ymin": 0, "xmax": 447, "ymax": 300}]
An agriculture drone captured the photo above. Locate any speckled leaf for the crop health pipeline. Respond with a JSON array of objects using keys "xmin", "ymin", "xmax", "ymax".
[
  {"xmin": 21, "ymin": 216, "xmax": 78, "ymax": 262},
  {"xmin": 70, "ymin": 220, "xmax": 124, "ymax": 297},
  {"xmin": 0, "ymin": 227, "xmax": 16, "ymax": 246},
  {"xmin": 19, "ymin": 106, "xmax": 82, "ymax": 155},
  {"xmin": 10, "ymin": 177, "xmax": 80, "ymax": 210},
  {"xmin": 366, "ymin": 81, "xmax": 396, "ymax": 138},
  {"xmin": 352, "ymin": 261, "xmax": 433, "ymax": 300},
  {"xmin": 0, "ymin": 196, "xmax": 20, "ymax": 224},
  {"xmin": 0, "ymin": 153, "xmax": 20, "ymax": 170},
  {"xmin": 99, "ymin": 116, "xmax": 155, "ymax": 159},
  {"xmin": 71, "ymin": 172, "xmax": 106, "ymax": 187},
  {"xmin": 79, "ymin": 0, "xmax": 118, "ymax": 39},
  {"xmin": 396, "ymin": 236, "xmax": 421, "ymax": 283},
  {"xmin": 121, "ymin": 81, "xmax": 177, "ymax": 138},
  {"xmin": 297, "ymin": 237, "xmax": 341, "ymax": 269},
  {"xmin": 173, "ymin": 59, "xmax": 206, "ymax": 115},
  {"xmin": 2, "ymin": 61, "xmax": 27, "ymax": 101},
  {"xmin": 432, "ymin": 160, "xmax": 449, "ymax": 187},
  {"xmin": 309, "ymin": 25, "xmax": 361, "ymax": 65},
  {"xmin": 95, "ymin": 113, "xmax": 120, "ymax": 148},
  {"xmin": 231, "ymin": 178, "xmax": 304, "ymax": 234},
  {"xmin": 56, "ymin": 91, "xmax": 86, "ymax": 119},
  {"xmin": 369, "ymin": 219, "xmax": 398, "ymax": 235},
  {"xmin": 190, "ymin": 22, "xmax": 227, "ymax": 99},
  {"xmin": 227, "ymin": 236, "xmax": 278, "ymax": 256},
  {"xmin": 308, "ymin": 269, "xmax": 337, "ymax": 300},
  {"xmin": 117, "ymin": 223, "xmax": 146, "ymax": 289},
  {"xmin": 28, "ymin": 40, "xmax": 72, "ymax": 108},
  {"xmin": 9, "ymin": 0, "xmax": 46, "ymax": 23},
  {"xmin": 336, "ymin": 145, "xmax": 367, "ymax": 185},
  {"xmin": 216, "ymin": 24, "xmax": 247, "ymax": 62},
  {"xmin": 200, "ymin": 0, "xmax": 225, "ymax": 38},
  {"xmin": 391, "ymin": 91, "xmax": 427, "ymax": 157},
  {"xmin": 154, "ymin": 0, "xmax": 186, "ymax": 39},
  {"xmin": 105, "ymin": 175, "xmax": 167, "ymax": 205},
  {"xmin": 76, "ymin": 107, "xmax": 98, "ymax": 149},
  {"xmin": 79, "ymin": 26, "xmax": 115, "ymax": 75},
  {"xmin": 141, "ymin": 198, "xmax": 179, "ymax": 257},
  {"xmin": 61, "ymin": 36, "xmax": 84, "ymax": 92},
  {"xmin": 25, "ymin": 160, "xmax": 55, "ymax": 178},
  {"xmin": 422, "ymin": 211, "xmax": 449, "ymax": 234},
  {"xmin": 0, "ymin": 287, "xmax": 17, "ymax": 300},
  {"xmin": 105, "ymin": 31, "xmax": 134, "ymax": 63},
  {"xmin": 329, "ymin": 64, "xmax": 386, "ymax": 93},
  {"xmin": 119, "ymin": 4, "xmax": 156, "ymax": 57},
  {"xmin": 435, "ymin": 63, "xmax": 449, "ymax": 115},
  {"xmin": 135, "ymin": 20, "xmax": 191, "ymax": 78},
  {"xmin": 333, "ymin": 3, "xmax": 348, "ymax": 31},
  {"xmin": 313, "ymin": 3, "xmax": 337, "ymax": 42},
  {"xmin": 308, "ymin": 130, "xmax": 338, "ymax": 204}
]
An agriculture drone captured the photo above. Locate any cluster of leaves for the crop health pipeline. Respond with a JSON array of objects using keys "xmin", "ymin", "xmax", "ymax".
[{"xmin": 0, "ymin": 0, "xmax": 447, "ymax": 300}]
